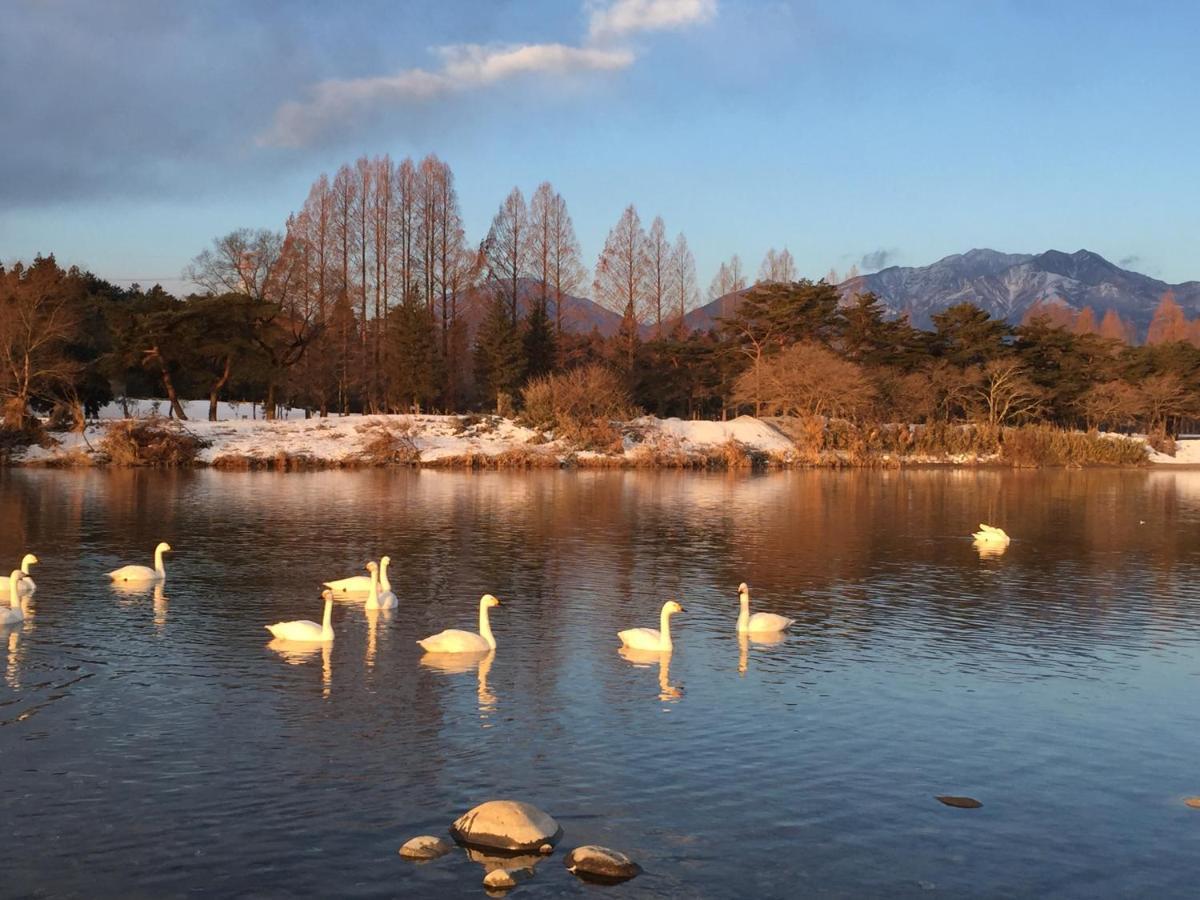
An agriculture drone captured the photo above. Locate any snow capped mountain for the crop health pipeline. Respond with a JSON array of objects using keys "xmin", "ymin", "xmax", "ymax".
[
  {"xmin": 679, "ymin": 249, "xmax": 1199, "ymax": 340},
  {"xmin": 838, "ymin": 248, "xmax": 1200, "ymax": 336}
]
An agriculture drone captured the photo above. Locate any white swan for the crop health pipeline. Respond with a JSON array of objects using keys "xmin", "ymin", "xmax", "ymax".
[
  {"xmin": 364, "ymin": 560, "xmax": 398, "ymax": 610},
  {"xmin": 618, "ymin": 600, "xmax": 684, "ymax": 652},
  {"xmin": 737, "ymin": 583, "xmax": 794, "ymax": 633},
  {"xmin": 0, "ymin": 571, "xmax": 25, "ymax": 625},
  {"xmin": 417, "ymin": 594, "xmax": 502, "ymax": 653},
  {"xmin": 972, "ymin": 524, "xmax": 1010, "ymax": 546},
  {"xmin": 266, "ymin": 589, "xmax": 335, "ymax": 643},
  {"xmin": 108, "ymin": 542, "xmax": 171, "ymax": 583},
  {"xmin": 0, "ymin": 554, "xmax": 38, "ymax": 595},
  {"xmin": 324, "ymin": 555, "xmax": 391, "ymax": 596}
]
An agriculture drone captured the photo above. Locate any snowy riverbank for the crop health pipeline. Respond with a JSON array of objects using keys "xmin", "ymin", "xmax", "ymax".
[{"xmin": 4, "ymin": 407, "xmax": 1179, "ymax": 469}]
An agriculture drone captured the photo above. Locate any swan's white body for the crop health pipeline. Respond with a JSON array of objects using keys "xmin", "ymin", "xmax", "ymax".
[
  {"xmin": 737, "ymin": 583, "xmax": 794, "ymax": 633},
  {"xmin": 364, "ymin": 561, "xmax": 397, "ymax": 610},
  {"xmin": 0, "ymin": 554, "xmax": 38, "ymax": 595},
  {"xmin": 109, "ymin": 542, "xmax": 171, "ymax": 583},
  {"xmin": 0, "ymin": 571, "xmax": 25, "ymax": 625},
  {"xmin": 417, "ymin": 594, "xmax": 501, "ymax": 653},
  {"xmin": 972, "ymin": 524, "xmax": 1010, "ymax": 546},
  {"xmin": 618, "ymin": 600, "xmax": 685, "ymax": 651},
  {"xmin": 266, "ymin": 590, "xmax": 335, "ymax": 642},
  {"xmin": 325, "ymin": 555, "xmax": 391, "ymax": 596}
]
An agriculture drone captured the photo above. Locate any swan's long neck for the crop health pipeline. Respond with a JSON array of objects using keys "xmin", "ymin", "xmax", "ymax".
[
  {"xmin": 737, "ymin": 593, "xmax": 750, "ymax": 632},
  {"xmin": 380, "ymin": 558, "xmax": 391, "ymax": 592},
  {"xmin": 8, "ymin": 577, "xmax": 19, "ymax": 610},
  {"xmin": 20, "ymin": 558, "xmax": 33, "ymax": 575},
  {"xmin": 366, "ymin": 567, "xmax": 379, "ymax": 608},
  {"xmin": 154, "ymin": 546, "xmax": 167, "ymax": 577},
  {"xmin": 659, "ymin": 605, "xmax": 674, "ymax": 650},
  {"xmin": 321, "ymin": 598, "xmax": 333, "ymax": 638},
  {"xmin": 479, "ymin": 602, "xmax": 496, "ymax": 650}
]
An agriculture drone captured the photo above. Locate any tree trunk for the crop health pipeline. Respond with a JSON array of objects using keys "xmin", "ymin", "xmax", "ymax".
[
  {"xmin": 265, "ymin": 380, "xmax": 277, "ymax": 421},
  {"xmin": 208, "ymin": 355, "xmax": 232, "ymax": 421}
]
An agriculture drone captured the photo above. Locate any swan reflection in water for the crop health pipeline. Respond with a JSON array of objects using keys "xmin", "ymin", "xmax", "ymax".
[
  {"xmin": 152, "ymin": 582, "xmax": 167, "ymax": 631},
  {"xmin": 737, "ymin": 630, "xmax": 786, "ymax": 675},
  {"xmin": 420, "ymin": 650, "xmax": 498, "ymax": 722},
  {"xmin": 619, "ymin": 646, "xmax": 682, "ymax": 701},
  {"xmin": 364, "ymin": 606, "xmax": 395, "ymax": 671},
  {"xmin": 974, "ymin": 538, "xmax": 1008, "ymax": 560},
  {"xmin": 268, "ymin": 638, "xmax": 333, "ymax": 698},
  {"xmin": 4, "ymin": 627, "xmax": 22, "ymax": 690}
]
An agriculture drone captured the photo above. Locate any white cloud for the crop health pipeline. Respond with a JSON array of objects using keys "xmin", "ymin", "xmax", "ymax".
[
  {"xmin": 588, "ymin": 0, "xmax": 717, "ymax": 41},
  {"xmin": 258, "ymin": 1, "xmax": 714, "ymax": 148},
  {"xmin": 258, "ymin": 43, "xmax": 632, "ymax": 148}
]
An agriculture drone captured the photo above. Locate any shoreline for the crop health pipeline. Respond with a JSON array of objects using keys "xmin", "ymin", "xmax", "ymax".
[{"xmin": 4, "ymin": 412, "xmax": 1188, "ymax": 471}]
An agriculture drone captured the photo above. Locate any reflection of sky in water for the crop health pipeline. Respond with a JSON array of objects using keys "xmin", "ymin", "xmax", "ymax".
[{"xmin": 1, "ymin": 468, "xmax": 1200, "ymax": 896}]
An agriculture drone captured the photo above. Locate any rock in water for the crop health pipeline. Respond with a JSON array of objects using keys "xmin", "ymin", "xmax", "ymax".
[
  {"xmin": 483, "ymin": 868, "xmax": 519, "ymax": 890},
  {"xmin": 1184, "ymin": 797, "xmax": 1200, "ymax": 809},
  {"xmin": 451, "ymin": 800, "xmax": 563, "ymax": 851},
  {"xmin": 398, "ymin": 835, "xmax": 452, "ymax": 860},
  {"xmin": 565, "ymin": 845, "xmax": 642, "ymax": 883},
  {"xmin": 936, "ymin": 795, "xmax": 982, "ymax": 809}
]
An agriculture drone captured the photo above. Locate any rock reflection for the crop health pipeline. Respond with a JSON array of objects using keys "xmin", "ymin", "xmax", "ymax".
[
  {"xmin": 619, "ymin": 646, "xmax": 682, "ymax": 701},
  {"xmin": 268, "ymin": 638, "xmax": 333, "ymax": 698},
  {"xmin": 463, "ymin": 844, "xmax": 544, "ymax": 892},
  {"xmin": 420, "ymin": 650, "xmax": 498, "ymax": 722}
]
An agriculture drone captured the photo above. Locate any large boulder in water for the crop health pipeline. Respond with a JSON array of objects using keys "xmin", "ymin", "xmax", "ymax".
[
  {"xmin": 450, "ymin": 800, "xmax": 563, "ymax": 851},
  {"xmin": 565, "ymin": 845, "xmax": 642, "ymax": 883}
]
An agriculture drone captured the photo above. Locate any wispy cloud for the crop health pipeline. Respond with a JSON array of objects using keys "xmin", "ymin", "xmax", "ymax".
[
  {"xmin": 259, "ymin": 43, "xmax": 632, "ymax": 148},
  {"xmin": 1118, "ymin": 254, "xmax": 1141, "ymax": 269},
  {"xmin": 259, "ymin": 0, "xmax": 716, "ymax": 148},
  {"xmin": 859, "ymin": 248, "xmax": 896, "ymax": 272},
  {"xmin": 588, "ymin": 0, "xmax": 717, "ymax": 41}
]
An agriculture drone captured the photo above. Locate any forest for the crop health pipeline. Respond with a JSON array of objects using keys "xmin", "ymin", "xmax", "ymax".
[{"xmin": 2, "ymin": 154, "xmax": 1199, "ymax": 446}]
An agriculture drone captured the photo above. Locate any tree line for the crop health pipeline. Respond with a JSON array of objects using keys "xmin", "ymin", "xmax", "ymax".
[{"xmin": 2, "ymin": 153, "xmax": 1199, "ymax": 438}]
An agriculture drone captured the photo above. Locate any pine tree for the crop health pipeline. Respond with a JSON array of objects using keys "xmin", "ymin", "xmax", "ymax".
[
  {"xmin": 522, "ymin": 298, "xmax": 556, "ymax": 381},
  {"xmin": 473, "ymin": 294, "xmax": 525, "ymax": 410},
  {"xmin": 386, "ymin": 293, "xmax": 441, "ymax": 412}
]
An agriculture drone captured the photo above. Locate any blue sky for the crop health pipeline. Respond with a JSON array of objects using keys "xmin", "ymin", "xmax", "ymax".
[{"xmin": 2, "ymin": 0, "xmax": 1197, "ymax": 294}]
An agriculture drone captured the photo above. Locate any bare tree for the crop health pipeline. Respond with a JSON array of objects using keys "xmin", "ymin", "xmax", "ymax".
[
  {"xmin": 758, "ymin": 247, "xmax": 797, "ymax": 283},
  {"xmin": 0, "ymin": 259, "xmax": 81, "ymax": 428},
  {"xmin": 646, "ymin": 216, "xmax": 671, "ymax": 337},
  {"xmin": 667, "ymin": 233, "xmax": 699, "ymax": 332},
  {"xmin": 185, "ymin": 228, "xmax": 285, "ymax": 301},
  {"xmin": 482, "ymin": 187, "xmax": 530, "ymax": 325},
  {"xmin": 734, "ymin": 341, "xmax": 875, "ymax": 420},
  {"xmin": 530, "ymin": 183, "xmax": 586, "ymax": 339},
  {"xmin": 594, "ymin": 204, "xmax": 650, "ymax": 368},
  {"xmin": 971, "ymin": 359, "xmax": 1043, "ymax": 426},
  {"xmin": 707, "ymin": 254, "xmax": 746, "ymax": 305}
]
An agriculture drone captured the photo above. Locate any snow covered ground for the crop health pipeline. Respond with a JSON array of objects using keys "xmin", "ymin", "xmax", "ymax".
[
  {"xmin": 1148, "ymin": 437, "xmax": 1200, "ymax": 465},
  {"xmin": 15, "ymin": 409, "xmax": 802, "ymax": 468}
]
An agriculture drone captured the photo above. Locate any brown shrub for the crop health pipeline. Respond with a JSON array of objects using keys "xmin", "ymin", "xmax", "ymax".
[
  {"xmin": 100, "ymin": 421, "xmax": 207, "ymax": 467},
  {"xmin": 1000, "ymin": 425, "xmax": 1147, "ymax": 467},
  {"xmin": 521, "ymin": 364, "xmax": 638, "ymax": 451},
  {"xmin": 358, "ymin": 425, "xmax": 420, "ymax": 466}
]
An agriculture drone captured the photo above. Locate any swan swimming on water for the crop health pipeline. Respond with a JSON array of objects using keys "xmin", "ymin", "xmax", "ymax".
[
  {"xmin": 417, "ymin": 594, "xmax": 502, "ymax": 653},
  {"xmin": 618, "ymin": 600, "xmax": 685, "ymax": 652},
  {"xmin": 972, "ymin": 524, "xmax": 1010, "ymax": 546},
  {"xmin": 0, "ymin": 571, "xmax": 25, "ymax": 625},
  {"xmin": 0, "ymin": 554, "xmax": 38, "ymax": 595},
  {"xmin": 324, "ymin": 555, "xmax": 391, "ymax": 596},
  {"xmin": 108, "ymin": 542, "xmax": 171, "ymax": 583},
  {"xmin": 365, "ymin": 560, "xmax": 398, "ymax": 610},
  {"xmin": 736, "ymin": 583, "xmax": 794, "ymax": 633},
  {"xmin": 266, "ymin": 589, "xmax": 335, "ymax": 643}
]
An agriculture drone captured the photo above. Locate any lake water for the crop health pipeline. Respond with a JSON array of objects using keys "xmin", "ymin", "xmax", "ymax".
[{"xmin": 2, "ymin": 468, "xmax": 1200, "ymax": 898}]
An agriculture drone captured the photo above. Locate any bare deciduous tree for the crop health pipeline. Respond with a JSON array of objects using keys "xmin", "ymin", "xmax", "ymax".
[
  {"xmin": 734, "ymin": 341, "xmax": 875, "ymax": 420},
  {"xmin": 594, "ymin": 204, "xmax": 650, "ymax": 368},
  {"xmin": 185, "ymin": 228, "xmax": 285, "ymax": 302},
  {"xmin": 971, "ymin": 359, "xmax": 1043, "ymax": 426},
  {"xmin": 482, "ymin": 187, "xmax": 529, "ymax": 325},
  {"xmin": 646, "ymin": 216, "xmax": 671, "ymax": 337},
  {"xmin": 667, "ymin": 232, "xmax": 699, "ymax": 332},
  {"xmin": 757, "ymin": 247, "xmax": 797, "ymax": 284}
]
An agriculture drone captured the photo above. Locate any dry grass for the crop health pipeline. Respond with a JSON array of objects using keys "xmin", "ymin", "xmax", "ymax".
[
  {"xmin": 424, "ymin": 447, "xmax": 561, "ymax": 469},
  {"xmin": 1000, "ymin": 425, "xmax": 1147, "ymax": 467},
  {"xmin": 521, "ymin": 365, "xmax": 637, "ymax": 452},
  {"xmin": 357, "ymin": 423, "xmax": 420, "ymax": 466},
  {"xmin": 99, "ymin": 420, "xmax": 208, "ymax": 467}
]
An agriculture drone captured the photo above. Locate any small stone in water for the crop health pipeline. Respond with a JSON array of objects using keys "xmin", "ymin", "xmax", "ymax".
[
  {"xmin": 483, "ymin": 868, "xmax": 519, "ymax": 889},
  {"xmin": 565, "ymin": 845, "xmax": 642, "ymax": 882},
  {"xmin": 936, "ymin": 795, "xmax": 982, "ymax": 809},
  {"xmin": 1184, "ymin": 797, "xmax": 1200, "ymax": 809},
  {"xmin": 398, "ymin": 835, "xmax": 452, "ymax": 859},
  {"xmin": 538, "ymin": 843, "xmax": 554, "ymax": 855}
]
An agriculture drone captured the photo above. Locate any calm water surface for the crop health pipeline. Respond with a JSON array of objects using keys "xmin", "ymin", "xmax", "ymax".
[{"xmin": 2, "ymin": 468, "xmax": 1200, "ymax": 898}]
